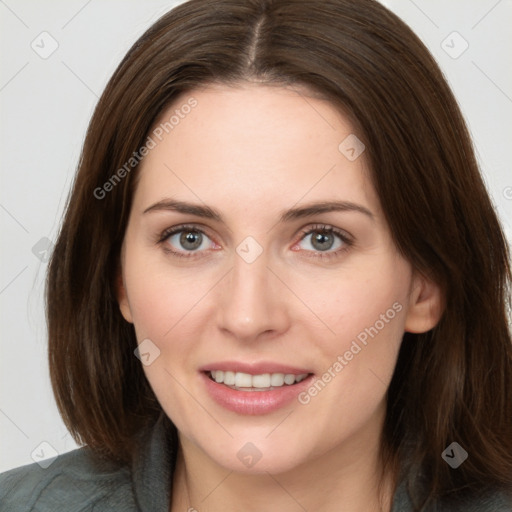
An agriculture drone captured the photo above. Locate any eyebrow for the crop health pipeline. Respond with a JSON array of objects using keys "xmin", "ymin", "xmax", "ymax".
[{"xmin": 143, "ymin": 199, "xmax": 375, "ymax": 222}]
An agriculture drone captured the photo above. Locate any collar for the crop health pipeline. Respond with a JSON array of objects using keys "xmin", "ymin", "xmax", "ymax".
[{"xmin": 131, "ymin": 412, "xmax": 178, "ymax": 512}]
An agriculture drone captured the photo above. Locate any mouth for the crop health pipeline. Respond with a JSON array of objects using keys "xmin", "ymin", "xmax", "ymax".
[{"xmin": 199, "ymin": 363, "xmax": 315, "ymax": 415}]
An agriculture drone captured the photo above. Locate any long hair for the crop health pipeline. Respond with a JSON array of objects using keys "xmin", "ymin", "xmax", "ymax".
[{"xmin": 46, "ymin": 0, "xmax": 512, "ymax": 509}]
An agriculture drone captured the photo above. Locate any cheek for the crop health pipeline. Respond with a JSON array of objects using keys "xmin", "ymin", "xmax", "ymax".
[
  {"xmin": 124, "ymin": 254, "xmax": 210, "ymax": 341},
  {"xmin": 292, "ymin": 257, "xmax": 409, "ymax": 350},
  {"xmin": 294, "ymin": 259, "xmax": 409, "ymax": 420},
  {"xmin": 123, "ymin": 263, "xmax": 210, "ymax": 433},
  {"xmin": 291, "ymin": 258, "xmax": 408, "ymax": 416}
]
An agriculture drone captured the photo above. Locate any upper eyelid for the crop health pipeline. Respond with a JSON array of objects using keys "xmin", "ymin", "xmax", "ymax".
[
  {"xmin": 298, "ymin": 224, "xmax": 351, "ymax": 239},
  {"xmin": 160, "ymin": 223, "xmax": 214, "ymax": 239}
]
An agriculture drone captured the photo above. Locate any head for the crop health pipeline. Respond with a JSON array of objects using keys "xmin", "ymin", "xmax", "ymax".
[{"xmin": 47, "ymin": 0, "xmax": 512, "ymax": 508}]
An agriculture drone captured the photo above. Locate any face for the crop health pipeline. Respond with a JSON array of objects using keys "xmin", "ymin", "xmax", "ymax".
[{"xmin": 118, "ymin": 83, "xmax": 440, "ymax": 475}]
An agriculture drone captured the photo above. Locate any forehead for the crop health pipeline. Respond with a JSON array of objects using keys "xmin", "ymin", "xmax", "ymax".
[{"xmin": 132, "ymin": 84, "xmax": 379, "ymax": 219}]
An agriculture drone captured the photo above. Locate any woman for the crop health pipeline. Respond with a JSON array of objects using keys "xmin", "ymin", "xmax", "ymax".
[{"xmin": 1, "ymin": 0, "xmax": 511, "ymax": 510}]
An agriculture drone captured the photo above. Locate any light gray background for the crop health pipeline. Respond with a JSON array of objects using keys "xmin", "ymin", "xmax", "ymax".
[{"xmin": 1, "ymin": 0, "xmax": 511, "ymax": 473}]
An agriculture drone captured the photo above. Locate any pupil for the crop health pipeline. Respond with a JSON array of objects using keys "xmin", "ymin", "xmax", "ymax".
[
  {"xmin": 180, "ymin": 231, "xmax": 202, "ymax": 250},
  {"xmin": 312, "ymin": 231, "xmax": 333, "ymax": 251}
]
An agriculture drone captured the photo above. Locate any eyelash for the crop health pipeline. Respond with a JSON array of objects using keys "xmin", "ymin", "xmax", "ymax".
[{"xmin": 156, "ymin": 223, "xmax": 353, "ymax": 261}]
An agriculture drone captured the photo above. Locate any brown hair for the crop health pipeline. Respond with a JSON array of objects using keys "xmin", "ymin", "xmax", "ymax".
[{"xmin": 47, "ymin": 0, "xmax": 512, "ymax": 509}]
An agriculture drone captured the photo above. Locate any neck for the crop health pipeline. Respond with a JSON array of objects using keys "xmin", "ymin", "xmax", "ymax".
[{"xmin": 170, "ymin": 407, "xmax": 396, "ymax": 512}]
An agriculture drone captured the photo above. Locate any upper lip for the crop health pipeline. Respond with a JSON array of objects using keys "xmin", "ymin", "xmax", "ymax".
[{"xmin": 199, "ymin": 361, "xmax": 313, "ymax": 375}]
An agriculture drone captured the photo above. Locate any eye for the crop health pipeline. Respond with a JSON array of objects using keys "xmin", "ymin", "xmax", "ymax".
[
  {"xmin": 293, "ymin": 224, "xmax": 353, "ymax": 259},
  {"xmin": 158, "ymin": 224, "xmax": 218, "ymax": 258},
  {"xmin": 157, "ymin": 223, "xmax": 353, "ymax": 261}
]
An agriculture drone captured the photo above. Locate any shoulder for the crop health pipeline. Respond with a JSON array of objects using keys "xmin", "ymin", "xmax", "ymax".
[
  {"xmin": 392, "ymin": 477, "xmax": 512, "ymax": 512},
  {"xmin": 0, "ymin": 447, "xmax": 137, "ymax": 512},
  {"xmin": 447, "ymin": 489, "xmax": 512, "ymax": 512}
]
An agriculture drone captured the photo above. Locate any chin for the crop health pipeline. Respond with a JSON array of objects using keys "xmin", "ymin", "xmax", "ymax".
[{"xmin": 196, "ymin": 435, "xmax": 314, "ymax": 476}]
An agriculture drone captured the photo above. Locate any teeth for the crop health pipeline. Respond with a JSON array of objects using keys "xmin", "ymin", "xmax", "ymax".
[
  {"xmin": 223, "ymin": 371, "xmax": 235, "ymax": 385},
  {"xmin": 235, "ymin": 372, "xmax": 252, "ymax": 387},
  {"xmin": 209, "ymin": 370, "xmax": 309, "ymax": 389},
  {"xmin": 270, "ymin": 373, "xmax": 284, "ymax": 386},
  {"xmin": 284, "ymin": 374, "xmax": 296, "ymax": 385}
]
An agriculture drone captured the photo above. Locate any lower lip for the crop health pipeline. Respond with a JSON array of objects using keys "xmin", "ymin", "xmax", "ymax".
[{"xmin": 201, "ymin": 372, "xmax": 314, "ymax": 415}]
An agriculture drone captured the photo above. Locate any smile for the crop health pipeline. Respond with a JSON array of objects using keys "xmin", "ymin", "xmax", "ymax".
[
  {"xmin": 200, "ymin": 363, "xmax": 315, "ymax": 415},
  {"xmin": 208, "ymin": 370, "xmax": 309, "ymax": 390}
]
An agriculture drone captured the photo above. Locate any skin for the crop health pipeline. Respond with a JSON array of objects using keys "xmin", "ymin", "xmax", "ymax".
[{"xmin": 117, "ymin": 83, "xmax": 442, "ymax": 512}]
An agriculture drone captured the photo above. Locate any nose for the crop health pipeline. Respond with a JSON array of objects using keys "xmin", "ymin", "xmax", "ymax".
[{"xmin": 216, "ymin": 250, "xmax": 291, "ymax": 342}]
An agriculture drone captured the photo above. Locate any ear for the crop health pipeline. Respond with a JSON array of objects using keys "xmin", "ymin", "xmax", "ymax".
[
  {"xmin": 404, "ymin": 271, "xmax": 443, "ymax": 333},
  {"xmin": 116, "ymin": 268, "xmax": 134, "ymax": 324}
]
